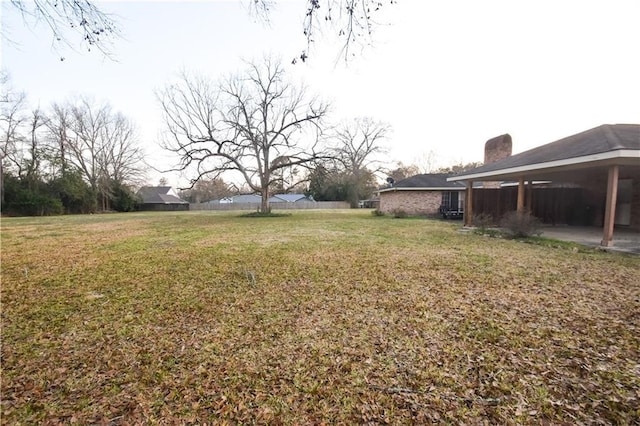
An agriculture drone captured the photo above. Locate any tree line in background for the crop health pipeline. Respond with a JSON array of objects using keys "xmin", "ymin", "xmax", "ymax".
[
  {"xmin": 0, "ymin": 72, "xmax": 145, "ymax": 216},
  {"xmin": 2, "ymin": 56, "xmax": 482, "ymax": 216},
  {"xmin": 3, "ymin": 2, "xmax": 478, "ymax": 216}
]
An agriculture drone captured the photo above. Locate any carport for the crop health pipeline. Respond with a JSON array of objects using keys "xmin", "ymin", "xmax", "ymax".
[
  {"xmin": 540, "ymin": 225, "xmax": 640, "ymax": 255},
  {"xmin": 448, "ymin": 124, "xmax": 640, "ymax": 247}
]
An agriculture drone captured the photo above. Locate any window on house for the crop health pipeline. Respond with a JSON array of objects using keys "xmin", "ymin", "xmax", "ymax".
[{"xmin": 441, "ymin": 191, "xmax": 463, "ymax": 210}]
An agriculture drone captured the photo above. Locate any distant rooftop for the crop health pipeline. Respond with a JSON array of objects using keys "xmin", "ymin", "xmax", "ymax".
[
  {"xmin": 137, "ymin": 186, "xmax": 188, "ymax": 204},
  {"xmin": 380, "ymin": 173, "xmax": 466, "ymax": 192}
]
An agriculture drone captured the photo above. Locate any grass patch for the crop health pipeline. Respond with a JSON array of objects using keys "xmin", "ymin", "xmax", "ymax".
[
  {"xmin": 522, "ymin": 235, "xmax": 592, "ymax": 251},
  {"xmin": 240, "ymin": 211, "xmax": 292, "ymax": 218},
  {"xmin": 1, "ymin": 210, "xmax": 639, "ymax": 424}
]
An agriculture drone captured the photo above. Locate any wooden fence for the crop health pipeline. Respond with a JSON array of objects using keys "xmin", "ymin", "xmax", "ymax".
[
  {"xmin": 190, "ymin": 201, "xmax": 351, "ymax": 211},
  {"xmin": 472, "ymin": 187, "xmax": 599, "ymax": 226}
]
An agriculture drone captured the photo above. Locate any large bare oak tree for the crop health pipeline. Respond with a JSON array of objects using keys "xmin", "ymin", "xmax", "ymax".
[{"xmin": 158, "ymin": 57, "xmax": 330, "ymax": 213}]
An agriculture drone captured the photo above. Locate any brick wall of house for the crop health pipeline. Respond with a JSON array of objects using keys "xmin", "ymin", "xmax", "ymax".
[{"xmin": 379, "ymin": 190, "xmax": 444, "ymax": 216}]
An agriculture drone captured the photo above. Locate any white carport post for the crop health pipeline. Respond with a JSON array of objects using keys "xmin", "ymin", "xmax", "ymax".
[{"xmin": 601, "ymin": 165, "xmax": 619, "ymax": 247}]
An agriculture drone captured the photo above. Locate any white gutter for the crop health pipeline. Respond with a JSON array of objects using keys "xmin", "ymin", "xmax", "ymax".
[
  {"xmin": 447, "ymin": 149, "xmax": 640, "ymax": 182},
  {"xmin": 378, "ymin": 187, "xmax": 466, "ymax": 193}
]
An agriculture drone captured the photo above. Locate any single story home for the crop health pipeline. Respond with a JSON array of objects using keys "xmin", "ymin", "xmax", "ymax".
[
  {"xmin": 216, "ymin": 196, "xmax": 234, "ymax": 204},
  {"xmin": 137, "ymin": 186, "xmax": 189, "ymax": 211},
  {"xmin": 225, "ymin": 194, "xmax": 263, "ymax": 203},
  {"xmin": 448, "ymin": 123, "xmax": 640, "ymax": 247},
  {"xmin": 209, "ymin": 193, "xmax": 314, "ymax": 204},
  {"xmin": 378, "ymin": 173, "xmax": 466, "ymax": 217},
  {"xmin": 269, "ymin": 194, "xmax": 315, "ymax": 203}
]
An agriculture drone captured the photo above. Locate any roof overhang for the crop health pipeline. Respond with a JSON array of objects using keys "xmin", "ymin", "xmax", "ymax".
[
  {"xmin": 448, "ymin": 149, "xmax": 640, "ymax": 182},
  {"xmin": 144, "ymin": 202, "xmax": 188, "ymax": 205},
  {"xmin": 378, "ymin": 187, "xmax": 465, "ymax": 193}
]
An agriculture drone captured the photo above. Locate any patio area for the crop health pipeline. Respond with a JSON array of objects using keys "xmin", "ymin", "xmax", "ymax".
[{"xmin": 541, "ymin": 225, "xmax": 640, "ymax": 255}]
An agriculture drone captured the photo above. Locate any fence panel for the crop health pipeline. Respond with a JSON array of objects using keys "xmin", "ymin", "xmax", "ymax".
[
  {"xmin": 190, "ymin": 201, "xmax": 351, "ymax": 211},
  {"xmin": 472, "ymin": 187, "xmax": 591, "ymax": 225}
]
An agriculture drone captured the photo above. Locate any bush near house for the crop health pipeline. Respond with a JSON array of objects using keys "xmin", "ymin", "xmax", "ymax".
[
  {"xmin": 500, "ymin": 211, "xmax": 543, "ymax": 238},
  {"xmin": 391, "ymin": 208, "xmax": 408, "ymax": 218}
]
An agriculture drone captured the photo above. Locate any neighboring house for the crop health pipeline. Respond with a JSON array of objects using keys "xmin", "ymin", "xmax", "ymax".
[
  {"xmin": 227, "ymin": 194, "xmax": 263, "ymax": 203},
  {"xmin": 359, "ymin": 197, "xmax": 380, "ymax": 209},
  {"xmin": 209, "ymin": 193, "xmax": 314, "ymax": 204},
  {"xmin": 137, "ymin": 186, "xmax": 189, "ymax": 211},
  {"xmin": 448, "ymin": 123, "xmax": 640, "ymax": 247},
  {"xmin": 269, "ymin": 194, "xmax": 315, "ymax": 203},
  {"xmin": 378, "ymin": 174, "xmax": 466, "ymax": 217}
]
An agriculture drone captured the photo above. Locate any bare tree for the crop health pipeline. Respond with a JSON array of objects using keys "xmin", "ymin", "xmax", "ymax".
[
  {"xmin": 435, "ymin": 161, "xmax": 484, "ymax": 174},
  {"xmin": 46, "ymin": 102, "xmax": 73, "ymax": 173},
  {"xmin": 0, "ymin": 92, "xmax": 50, "ymax": 202},
  {"xmin": 386, "ymin": 162, "xmax": 420, "ymax": 183},
  {"xmin": 333, "ymin": 117, "xmax": 388, "ymax": 174},
  {"xmin": 66, "ymin": 98, "xmax": 108, "ymax": 193},
  {"xmin": 158, "ymin": 57, "xmax": 330, "ymax": 213},
  {"xmin": 249, "ymin": 0, "xmax": 396, "ymax": 63},
  {"xmin": 270, "ymin": 160, "xmax": 305, "ymax": 194},
  {"xmin": 7, "ymin": 1, "xmax": 394, "ymax": 62},
  {"xmin": 179, "ymin": 177, "xmax": 234, "ymax": 203},
  {"xmin": 331, "ymin": 117, "xmax": 388, "ymax": 205},
  {"xmin": 47, "ymin": 98, "xmax": 144, "ymax": 209},
  {"xmin": 0, "ymin": 72, "xmax": 28, "ymax": 203},
  {"xmin": 7, "ymin": 0, "xmax": 120, "ymax": 58},
  {"xmin": 0, "ymin": 73, "xmax": 27, "ymax": 162},
  {"xmin": 415, "ymin": 150, "xmax": 438, "ymax": 174},
  {"xmin": 16, "ymin": 108, "xmax": 49, "ymax": 184},
  {"xmin": 99, "ymin": 111, "xmax": 144, "ymax": 186}
]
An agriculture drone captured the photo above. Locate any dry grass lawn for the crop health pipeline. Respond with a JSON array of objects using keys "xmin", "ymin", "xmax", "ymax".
[{"xmin": 1, "ymin": 210, "xmax": 639, "ymax": 424}]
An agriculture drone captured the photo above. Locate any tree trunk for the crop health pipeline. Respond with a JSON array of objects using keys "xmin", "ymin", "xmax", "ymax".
[
  {"xmin": 0, "ymin": 161, "xmax": 4, "ymax": 207},
  {"xmin": 261, "ymin": 188, "xmax": 270, "ymax": 214}
]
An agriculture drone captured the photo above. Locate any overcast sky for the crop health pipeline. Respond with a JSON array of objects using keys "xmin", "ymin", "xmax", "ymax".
[{"xmin": 2, "ymin": 0, "xmax": 639, "ymax": 188}]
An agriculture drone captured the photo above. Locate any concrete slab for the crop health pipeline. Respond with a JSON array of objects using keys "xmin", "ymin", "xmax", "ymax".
[{"xmin": 540, "ymin": 225, "xmax": 640, "ymax": 255}]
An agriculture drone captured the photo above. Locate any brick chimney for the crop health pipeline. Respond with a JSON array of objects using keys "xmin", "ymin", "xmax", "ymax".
[
  {"xmin": 484, "ymin": 134, "xmax": 512, "ymax": 164},
  {"xmin": 483, "ymin": 134, "xmax": 512, "ymax": 188}
]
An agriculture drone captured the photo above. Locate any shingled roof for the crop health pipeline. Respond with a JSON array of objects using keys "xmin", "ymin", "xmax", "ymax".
[
  {"xmin": 137, "ymin": 186, "xmax": 188, "ymax": 204},
  {"xmin": 270, "ymin": 194, "xmax": 314, "ymax": 203},
  {"xmin": 379, "ymin": 173, "xmax": 465, "ymax": 192},
  {"xmin": 449, "ymin": 124, "xmax": 640, "ymax": 182}
]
